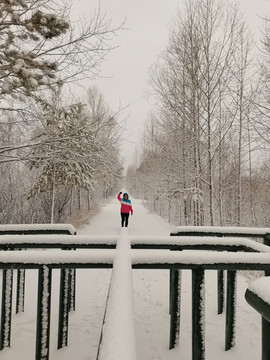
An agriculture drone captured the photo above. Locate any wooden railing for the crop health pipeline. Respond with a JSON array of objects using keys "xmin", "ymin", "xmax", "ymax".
[{"xmin": 1, "ymin": 226, "xmax": 270, "ymax": 359}]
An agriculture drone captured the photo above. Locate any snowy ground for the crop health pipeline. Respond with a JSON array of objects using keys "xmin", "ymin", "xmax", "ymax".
[{"xmin": 0, "ymin": 196, "xmax": 262, "ymax": 359}]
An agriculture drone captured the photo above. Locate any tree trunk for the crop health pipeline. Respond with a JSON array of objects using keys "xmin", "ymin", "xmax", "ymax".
[
  {"xmin": 78, "ymin": 188, "xmax": 81, "ymax": 210},
  {"xmin": 51, "ymin": 165, "xmax": 56, "ymax": 224},
  {"xmin": 88, "ymin": 191, "xmax": 91, "ymax": 211}
]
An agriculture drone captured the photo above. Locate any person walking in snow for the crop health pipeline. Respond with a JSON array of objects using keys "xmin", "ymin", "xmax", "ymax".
[{"xmin": 117, "ymin": 192, "xmax": 133, "ymax": 227}]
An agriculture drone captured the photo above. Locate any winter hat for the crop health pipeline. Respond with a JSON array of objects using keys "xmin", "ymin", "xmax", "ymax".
[{"xmin": 123, "ymin": 193, "xmax": 129, "ymax": 198}]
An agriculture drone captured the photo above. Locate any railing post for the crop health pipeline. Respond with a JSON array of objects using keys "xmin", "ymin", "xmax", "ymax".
[
  {"xmin": 217, "ymin": 270, "xmax": 225, "ymax": 314},
  {"xmin": 169, "ymin": 269, "xmax": 181, "ymax": 349},
  {"xmin": 69, "ymin": 268, "xmax": 76, "ymax": 312},
  {"xmin": 16, "ymin": 269, "xmax": 25, "ymax": 314},
  {"xmin": 64, "ymin": 247, "xmax": 76, "ymax": 313},
  {"xmin": 262, "ymin": 317, "xmax": 270, "ymax": 360},
  {"xmin": 0, "ymin": 269, "xmax": 13, "ymax": 350},
  {"xmin": 225, "ymin": 270, "xmax": 236, "ymax": 350},
  {"xmin": 58, "ymin": 268, "xmax": 71, "ymax": 349},
  {"xmin": 263, "ymin": 234, "xmax": 270, "ymax": 246},
  {"xmin": 169, "ymin": 269, "xmax": 173, "ymax": 314},
  {"xmin": 36, "ymin": 266, "xmax": 52, "ymax": 360},
  {"xmin": 192, "ymin": 268, "xmax": 205, "ymax": 360},
  {"xmin": 262, "ymin": 270, "xmax": 270, "ymax": 360}
]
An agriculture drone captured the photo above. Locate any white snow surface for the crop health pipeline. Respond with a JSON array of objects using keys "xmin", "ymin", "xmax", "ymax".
[
  {"xmin": 248, "ymin": 277, "xmax": 270, "ymax": 305},
  {"xmin": 0, "ymin": 197, "xmax": 262, "ymax": 359}
]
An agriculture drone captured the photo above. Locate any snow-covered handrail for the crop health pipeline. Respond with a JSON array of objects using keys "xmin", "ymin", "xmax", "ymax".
[
  {"xmin": 0, "ymin": 235, "xmax": 269, "ymax": 253},
  {"xmin": 97, "ymin": 230, "xmax": 137, "ymax": 360},
  {"xmin": 1, "ymin": 248, "xmax": 270, "ymax": 268},
  {"xmin": 131, "ymin": 250, "xmax": 270, "ymax": 268},
  {"xmin": 171, "ymin": 225, "xmax": 270, "ymax": 236},
  {"xmin": 0, "ymin": 234, "xmax": 117, "ymax": 248},
  {"xmin": 0, "ymin": 249, "xmax": 115, "ymax": 266},
  {"xmin": 130, "ymin": 236, "xmax": 270, "ymax": 252},
  {"xmin": 0, "ymin": 223, "xmax": 76, "ymax": 235}
]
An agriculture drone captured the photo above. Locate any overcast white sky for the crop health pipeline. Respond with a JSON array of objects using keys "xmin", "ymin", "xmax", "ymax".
[{"xmin": 72, "ymin": 0, "xmax": 270, "ymax": 168}]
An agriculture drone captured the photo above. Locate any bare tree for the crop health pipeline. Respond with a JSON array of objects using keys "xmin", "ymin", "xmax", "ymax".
[{"xmin": 131, "ymin": 0, "xmax": 261, "ymax": 227}]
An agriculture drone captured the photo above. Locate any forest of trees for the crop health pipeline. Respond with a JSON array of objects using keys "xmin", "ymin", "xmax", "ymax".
[
  {"xmin": 126, "ymin": 0, "xmax": 270, "ymax": 227},
  {"xmin": 4, "ymin": 0, "xmax": 270, "ymax": 228},
  {"xmin": 0, "ymin": 0, "xmax": 123, "ymax": 224}
]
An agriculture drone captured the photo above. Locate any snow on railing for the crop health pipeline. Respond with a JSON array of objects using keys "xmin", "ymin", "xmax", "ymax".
[
  {"xmin": 171, "ymin": 225, "xmax": 270, "ymax": 235},
  {"xmin": 0, "ymin": 234, "xmax": 118, "ymax": 247},
  {"xmin": 0, "ymin": 249, "xmax": 115, "ymax": 265},
  {"xmin": 0, "ymin": 234, "xmax": 269, "ymax": 252},
  {"xmin": 3, "ymin": 247, "xmax": 270, "ymax": 267},
  {"xmin": 97, "ymin": 229, "xmax": 137, "ymax": 360},
  {"xmin": 130, "ymin": 235, "xmax": 270, "ymax": 252},
  {"xmin": 0, "ymin": 223, "xmax": 76, "ymax": 235},
  {"xmin": 2, "ymin": 248, "xmax": 270, "ymax": 267},
  {"xmin": 131, "ymin": 250, "xmax": 270, "ymax": 267}
]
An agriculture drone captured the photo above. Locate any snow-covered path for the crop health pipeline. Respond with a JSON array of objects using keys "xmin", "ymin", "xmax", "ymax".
[{"xmin": 1, "ymin": 196, "xmax": 261, "ymax": 359}]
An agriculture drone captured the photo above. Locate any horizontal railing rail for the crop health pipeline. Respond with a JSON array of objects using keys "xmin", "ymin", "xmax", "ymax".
[
  {"xmin": 1, "ymin": 250, "xmax": 270, "ymax": 269},
  {"xmin": 0, "ymin": 235, "xmax": 117, "ymax": 249},
  {"xmin": 0, "ymin": 250, "xmax": 115, "ymax": 268},
  {"xmin": 0, "ymin": 234, "xmax": 269, "ymax": 252},
  {"xmin": 131, "ymin": 236, "xmax": 270, "ymax": 252},
  {"xmin": 0, "ymin": 223, "xmax": 76, "ymax": 235},
  {"xmin": 171, "ymin": 225, "xmax": 270, "ymax": 236},
  {"xmin": 170, "ymin": 226, "xmax": 270, "ymax": 249}
]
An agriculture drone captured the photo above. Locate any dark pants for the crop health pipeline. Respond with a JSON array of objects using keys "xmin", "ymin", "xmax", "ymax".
[{"xmin": 121, "ymin": 212, "xmax": 129, "ymax": 227}]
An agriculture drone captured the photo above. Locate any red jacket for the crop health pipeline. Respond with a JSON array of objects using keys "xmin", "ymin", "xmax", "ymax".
[{"xmin": 117, "ymin": 193, "xmax": 133, "ymax": 214}]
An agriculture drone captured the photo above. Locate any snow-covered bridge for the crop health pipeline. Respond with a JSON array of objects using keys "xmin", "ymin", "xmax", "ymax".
[{"xmin": 0, "ymin": 198, "xmax": 269, "ymax": 360}]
